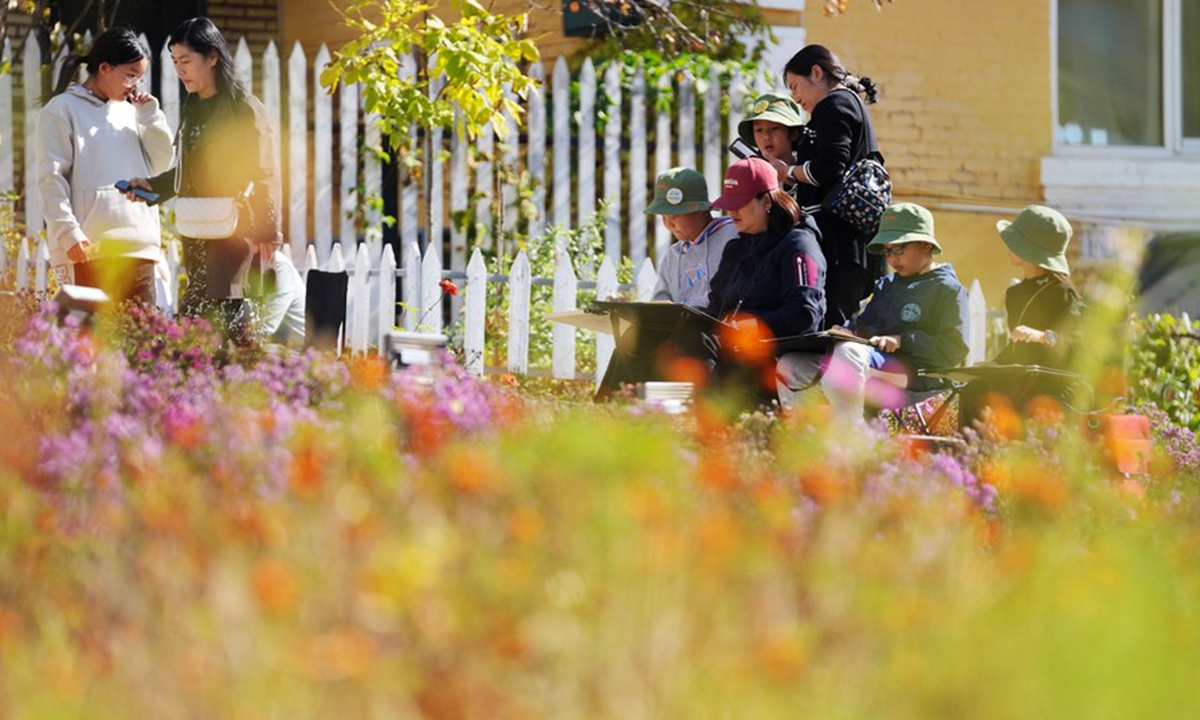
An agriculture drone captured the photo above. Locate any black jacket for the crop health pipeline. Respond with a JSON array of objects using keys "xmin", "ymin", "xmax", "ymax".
[
  {"xmin": 993, "ymin": 274, "xmax": 1082, "ymax": 368},
  {"xmin": 704, "ymin": 216, "xmax": 827, "ymax": 339},
  {"xmin": 793, "ymin": 88, "xmax": 880, "ymax": 268},
  {"xmin": 150, "ymin": 91, "xmax": 282, "ymax": 299}
]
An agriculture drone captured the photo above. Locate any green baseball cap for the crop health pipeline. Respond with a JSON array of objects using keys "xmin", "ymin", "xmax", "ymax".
[
  {"xmin": 645, "ymin": 167, "xmax": 712, "ymax": 215},
  {"xmin": 737, "ymin": 93, "xmax": 805, "ymax": 147},
  {"xmin": 867, "ymin": 203, "xmax": 943, "ymax": 254},
  {"xmin": 997, "ymin": 205, "xmax": 1072, "ymax": 275}
]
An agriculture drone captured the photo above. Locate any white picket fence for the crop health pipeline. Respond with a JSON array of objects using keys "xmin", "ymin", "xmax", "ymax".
[{"xmin": 2, "ymin": 30, "xmax": 992, "ymax": 378}]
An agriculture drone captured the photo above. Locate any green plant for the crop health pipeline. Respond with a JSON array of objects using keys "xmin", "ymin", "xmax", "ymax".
[{"xmin": 1129, "ymin": 313, "xmax": 1200, "ymax": 435}]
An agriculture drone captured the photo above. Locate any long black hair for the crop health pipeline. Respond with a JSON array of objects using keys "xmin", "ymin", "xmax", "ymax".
[
  {"xmin": 783, "ymin": 44, "xmax": 879, "ymax": 104},
  {"xmin": 45, "ymin": 27, "xmax": 149, "ymax": 104},
  {"xmin": 169, "ymin": 17, "xmax": 247, "ymax": 105}
]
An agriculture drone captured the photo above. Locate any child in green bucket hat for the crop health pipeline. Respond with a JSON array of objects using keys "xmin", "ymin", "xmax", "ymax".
[
  {"xmin": 956, "ymin": 205, "xmax": 1085, "ymax": 429},
  {"xmin": 646, "ymin": 167, "xmax": 738, "ymax": 308},
  {"xmin": 736, "ymin": 93, "xmax": 805, "ymax": 190},
  {"xmin": 992, "ymin": 204, "xmax": 1083, "ymax": 366}
]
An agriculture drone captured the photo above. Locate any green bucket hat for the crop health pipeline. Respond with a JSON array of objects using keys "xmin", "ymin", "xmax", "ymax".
[
  {"xmin": 737, "ymin": 93, "xmax": 805, "ymax": 147},
  {"xmin": 867, "ymin": 203, "xmax": 943, "ymax": 255},
  {"xmin": 997, "ymin": 205, "xmax": 1072, "ymax": 275},
  {"xmin": 645, "ymin": 167, "xmax": 712, "ymax": 215}
]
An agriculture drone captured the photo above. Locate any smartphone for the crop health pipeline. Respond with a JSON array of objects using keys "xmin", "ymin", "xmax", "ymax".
[
  {"xmin": 728, "ymin": 137, "xmax": 763, "ymax": 160},
  {"xmin": 115, "ymin": 179, "xmax": 160, "ymax": 204}
]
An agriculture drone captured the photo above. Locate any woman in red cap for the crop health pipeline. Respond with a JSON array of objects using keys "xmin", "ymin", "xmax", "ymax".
[{"xmin": 704, "ymin": 157, "xmax": 827, "ymax": 392}]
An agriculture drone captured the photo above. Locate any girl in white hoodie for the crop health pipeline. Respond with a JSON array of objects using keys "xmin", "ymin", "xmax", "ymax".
[{"xmin": 37, "ymin": 28, "xmax": 173, "ymax": 305}]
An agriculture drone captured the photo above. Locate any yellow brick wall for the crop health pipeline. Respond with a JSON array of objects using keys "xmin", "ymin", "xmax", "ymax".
[{"xmin": 804, "ymin": 0, "xmax": 1054, "ymax": 305}]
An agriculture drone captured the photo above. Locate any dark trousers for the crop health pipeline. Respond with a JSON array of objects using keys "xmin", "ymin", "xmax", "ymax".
[{"xmin": 73, "ymin": 257, "xmax": 156, "ymax": 306}]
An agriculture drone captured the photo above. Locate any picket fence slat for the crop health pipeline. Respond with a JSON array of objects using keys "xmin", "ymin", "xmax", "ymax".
[
  {"xmin": 34, "ymin": 239, "xmax": 48, "ymax": 293},
  {"xmin": 464, "ymin": 249, "xmax": 487, "ymax": 376},
  {"xmin": 234, "ymin": 38, "xmax": 253, "ymax": 95},
  {"xmin": 727, "ymin": 68, "xmax": 744, "ymax": 165},
  {"xmin": 313, "ymin": 45, "xmax": 333, "ymax": 261},
  {"xmin": 363, "ymin": 104, "xmax": 383, "ymax": 241},
  {"xmin": 594, "ymin": 257, "xmax": 618, "ymax": 387},
  {"xmin": 402, "ymin": 241, "xmax": 421, "ymax": 331},
  {"xmin": 603, "ymin": 62, "xmax": 622, "ymax": 261},
  {"xmin": 428, "ymin": 69, "xmax": 446, "ymax": 263},
  {"xmin": 967, "ymin": 279, "xmax": 987, "ymax": 366},
  {"xmin": 703, "ymin": 67, "xmax": 722, "ymax": 202},
  {"xmin": 399, "ymin": 55, "xmax": 420, "ymax": 253},
  {"xmin": 304, "ymin": 245, "xmax": 318, "ymax": 283},
  {"xmin": 527, "ymin": 63, "xmax": 546, "ymax": 242},
  {"xmin": 337, "ymin": 80, "xmax": 358, "ymax": 256},
  {"xmin": 23, "ymin": 31, "xmax": 41, "ymax": 237},
  {"xmin": 677, "ymin": 71, "xmax": 695, "ymax": 174},
  {"xmin": 507, "ymin": 250, "xmax": 531, "ymax": 374},
  {"xmin": 262, "ymin": 41, "xmax": 282, "ymax": 169},
  {"xmin": 15, "ymin": 238, "xmax": 29, "ymax": 290},
  {"xmin": 349, "ymin": 243, "xmax": 370, "ymax": 353},
  {"xmin": 627, "ymin": 67, "xmax": 647, "ymax": 266},
  {"xmin": 654, "ymin": 72, "xmax": 672, "ymax": 262},
  {"xmin": 287, "ymin": 43, "xmax": 308, "ymax": 263},
  {"xmin": 0, "ymin": 39, "xmax": 13, "ymax": 193},
  {"xmin": 475, "ymin": 117, "xmax": 494, "ymax": 245},
  {"xmin": 551, "ymin": 58, "xmax": 571, "ymax": 234},
  {"xmin": 159, "ymin": 40, "xmax": 179, "ymax": 133},
  {"xmin": 552, "ymin": 252, "xmax": 577, "ymax": 380},
  {"xmin": 419, "ymin": 243, "xmax": 443, "ymax": 334},
  {"xmin": 635, "ymin": 258, "xmax": 657, "ymax": 301},
  {"xmin": 577, "ymin": 59, "xmax": 596, "ymax": 231},
  {"xmin": 501, "ymin": 84, "xmax": 519, "ymax": 246},
  {"xmin": 378, "ymin": 244, "xmax": 398, "ymax": 349}
]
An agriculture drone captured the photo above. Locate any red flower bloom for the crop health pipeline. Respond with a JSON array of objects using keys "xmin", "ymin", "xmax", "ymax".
[{"xmin": 438, "ymin": 279, "xmax": 459, "ymax": 296}]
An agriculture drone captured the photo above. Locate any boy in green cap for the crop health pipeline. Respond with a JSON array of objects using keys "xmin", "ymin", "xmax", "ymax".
[
  {"xmin": 646, "ymin": 167, "xmax": 737, "ymax": 307},
  {"xmin": 776, "ymin": 203, "xmax": 969, "ymax": 420}
]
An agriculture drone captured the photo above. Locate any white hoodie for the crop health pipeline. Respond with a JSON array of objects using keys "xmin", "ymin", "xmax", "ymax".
[{"xmin": 37, "ymin": 83, "xmax": 174, "ymax": 268}]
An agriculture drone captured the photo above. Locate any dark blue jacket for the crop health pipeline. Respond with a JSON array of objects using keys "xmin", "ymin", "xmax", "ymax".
[
  {"xmin": 704, "ymin": 216, "xmax": 827, "ymax": 339},
  {"xmin": 852, "ymin": 264, "xmax": 969, "ymax": 370}
]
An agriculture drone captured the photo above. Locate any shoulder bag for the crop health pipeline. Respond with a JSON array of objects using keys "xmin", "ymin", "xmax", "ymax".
[
  {"xmin": 172, "ymin": 119, "xmax": 253, "ymax": 240},
  {"xmin": 821, "ymin": 91, "xmax": 892, "ymax": 236}
]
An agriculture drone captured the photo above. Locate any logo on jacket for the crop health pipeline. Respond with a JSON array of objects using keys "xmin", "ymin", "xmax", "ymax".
[{"xmin": 901, "ymin": 303, "xmax": 922, "ymax": 323}]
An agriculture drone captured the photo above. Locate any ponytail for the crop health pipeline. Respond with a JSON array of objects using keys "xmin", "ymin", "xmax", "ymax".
[
  {"xmin": 783, "ymin": 44, "xmax": 881, "ymax": 105},
  {"xmin": 765, "ymin": 189, "xmax": 801, "ymax": 235}
]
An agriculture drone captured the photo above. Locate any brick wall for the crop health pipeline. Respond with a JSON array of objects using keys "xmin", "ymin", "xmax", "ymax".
[
  {"xmin": 805, "ymin": 0, "xmax": 1054, "ymax": 303},
  {"xmin": 207, "ymin": 0, "xmax": 281, "ymax": 89}
]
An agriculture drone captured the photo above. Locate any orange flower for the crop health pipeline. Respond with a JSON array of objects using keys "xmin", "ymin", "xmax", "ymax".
[
  {"xmin": 252, "ymin": 558, "xmax": 300, "ymax": 613},
  {"xmin": 507, "ymin": 506, "xmax": 544, "ymax": 543},
  {"xmin": 350, "ymin": 354, "xmax": 389, "ymax": 391},
  {"xmin": 289, "ymin": 443, "xmax": 325, "ymax": 497}
]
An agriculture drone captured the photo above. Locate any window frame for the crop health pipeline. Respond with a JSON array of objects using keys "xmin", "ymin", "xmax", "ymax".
[{"xmin": 1051, "ymin": 0, "xmax": 1200, "ymax": 157}]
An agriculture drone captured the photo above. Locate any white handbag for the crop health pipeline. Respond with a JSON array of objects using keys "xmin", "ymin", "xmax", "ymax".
[
  {"xmin": 171, "ymin": 125, "xmax": 251, "ymax": 239},
  {"xmin": 174, "ymin": 197, "xmax": 239, "ymax": 239}
]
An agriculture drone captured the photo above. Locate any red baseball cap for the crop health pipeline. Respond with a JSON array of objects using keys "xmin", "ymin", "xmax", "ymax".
[{"xmin": 711, "ymin": 157, "xmax": 779, "ymax": 211}]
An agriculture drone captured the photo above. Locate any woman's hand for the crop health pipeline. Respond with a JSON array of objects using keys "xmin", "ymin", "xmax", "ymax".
[
  {"xmin": 1010, "ymin": 325, "xmax": 1048, "ymax": 345},
  {"xmin": 765, "ymin": 155, "xmax": 791, "ymax": 185},
  {"xmin": 67, "ymin": 239, "xmax": 94, "ymax": 264},
  {"xmin": 870, "ymin": 334, "xmax": 901, "ymax": 353},
  {"xmin": 128, "ymin": 92, "xmax": 154, "ymax": 106},
  {"xmin": 120, "ymin": 178, "xmax": 153, "ymax": 203}
]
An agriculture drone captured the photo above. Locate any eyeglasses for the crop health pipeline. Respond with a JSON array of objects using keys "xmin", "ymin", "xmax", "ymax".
[{"xmin": 882, "ymin": 245, "xmax": 908, "ymax": 257}]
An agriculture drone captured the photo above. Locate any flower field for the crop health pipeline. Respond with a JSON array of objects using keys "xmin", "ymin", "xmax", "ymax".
[{"xmin": 3, "ymin": 300, "xmax": 1200, "ymax": 719}]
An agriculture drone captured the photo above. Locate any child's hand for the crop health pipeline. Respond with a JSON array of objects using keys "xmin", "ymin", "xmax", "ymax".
[
  {"xmin": 870, "ymin": 335, "xmax": 901, "ymax": 353},
  {"xmin": 1010, "ymin": 325, "xmax": 1048, "ymax": 345},
  {"xmin": 67, "ymin": 239, "xmax": 94, "ymax": 264}
]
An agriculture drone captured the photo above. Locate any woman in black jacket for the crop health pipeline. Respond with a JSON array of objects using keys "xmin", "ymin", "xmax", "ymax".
[
  {"xmin": 706, "ymin": 157, "xmax": 826, "ymax": 364},
  {"xmin": 774, "ymin": 44, "xmax": 882, "ymax": 330},
  {"xmin": 127, "ymin": 17, "xmax": 282, "ymax": 344}
]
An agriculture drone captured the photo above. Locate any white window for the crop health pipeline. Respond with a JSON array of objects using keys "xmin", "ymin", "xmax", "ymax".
[{"xmin": 1055, "ymin": 0, "xmax": 1200, "ymax": 153}]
